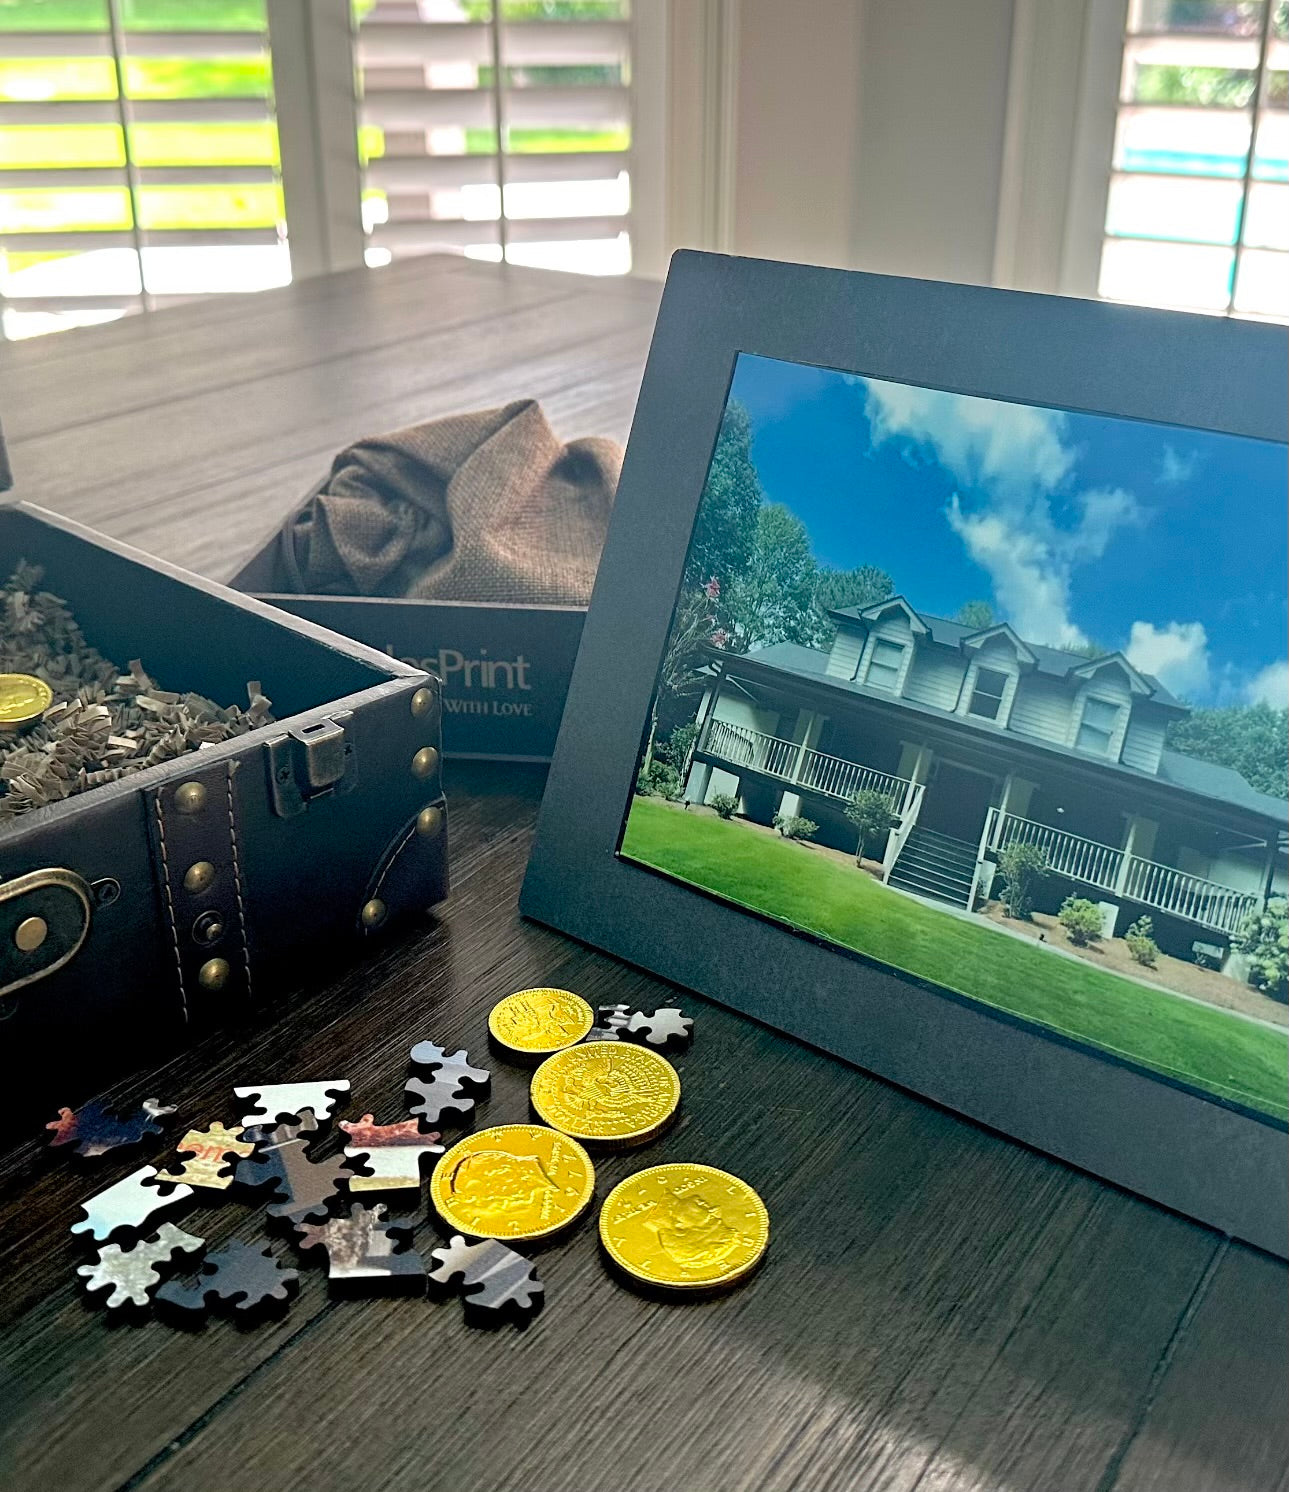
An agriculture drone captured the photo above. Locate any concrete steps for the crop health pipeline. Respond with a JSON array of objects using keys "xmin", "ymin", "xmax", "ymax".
[{"xmin": 888, "ymin": 826, "xmax": 978, "ymax": 908}]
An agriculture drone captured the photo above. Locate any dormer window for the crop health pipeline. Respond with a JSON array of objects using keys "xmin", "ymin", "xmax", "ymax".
[
  {"xmin": 967, "ymin": 666, "xmax": 1009, "ymax": 721},
  {"xmin": 1076, "ymin": 697, "xmax": 1122, "ymax": 757},
  {"xmin": 866, "ymin": 638, "xmax": 905, "ymax": 691}
]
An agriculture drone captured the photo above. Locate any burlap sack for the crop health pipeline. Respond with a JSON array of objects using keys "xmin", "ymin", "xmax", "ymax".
[{"xmin": 280, "ymin": 400, "xmax": 622, "ymax": 606}]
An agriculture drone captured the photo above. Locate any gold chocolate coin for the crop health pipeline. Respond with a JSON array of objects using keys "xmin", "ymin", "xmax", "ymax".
[
  {"xmin": 530, "ymin": 1041, "xmax": 680, "ymax": 1147},
  {"xmin": 599, "ymin": 1164, "xmax": 769, "ymax": 1290},
  {"xmin": 430, "ymin": 1123, "xmax": 595, "ymax": 1242},
  {"xmin": 488, "ymin": 987, "xmax": 594, "ymax": 1057},
  {"xmin": 0, "ymin": 672, "xmax": 53, "ymax": 733}
]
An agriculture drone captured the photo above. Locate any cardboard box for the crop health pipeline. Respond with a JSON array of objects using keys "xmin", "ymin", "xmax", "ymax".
[{"xmin": 233, "ymin": 529, "xmax": 586, "ymax": 764}]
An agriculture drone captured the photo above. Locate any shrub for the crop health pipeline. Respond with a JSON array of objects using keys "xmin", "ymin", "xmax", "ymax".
[
  {"xmin": 1193, "ymin": 945, "xmax": 1220, "ymax": 972},
  {"xmin": 1236, "ymin": 898, "xmax": 1288, "ymax": 1000},
  {"xmin": 996, "ymin": 841, "xmax": 1047, "ymax": 920},
  {"xmin": 636, "ymin": 761, "xmax": 682, "ymax": 799},
  {"xmin": 844, "ymin": 788, "xmax": 896, "ymax": 862},
  {"xmin": 1059, "ymin": 896, "xmax": 1105, "ymax": 947},
  {"xmin": 664, "ymin": 721, "xmax": 700, "ymax": 772},
  {"xmin": 709, "ymin": 792, "xmax": 739, "ymax": 819},
  {"xmin": 1124, "ymin": 915, "xmax": 1159, "ymax": 968},
  {"xmin": 772, "ymin": 813, "xmax": 818, "ymax": 841}
]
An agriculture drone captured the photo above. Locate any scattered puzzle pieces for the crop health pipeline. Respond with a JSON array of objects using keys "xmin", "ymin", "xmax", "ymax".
[
  {"xmin": 76, "ymin": 1224, "xmax": 205, "ymax": 1310},
  {"xmin": 405, "ymin": 1042, "xmax": 490, "ymax": 1126},
  {"xmin": 233, "ymin": 1080, "xmax": 350, "ymax": 1129},
  {"xmin": 339, "ymin": 1114, "xmax": 444, "ymax": 1191},
  {"xmin": 233, "ymin": 1114, "xmax": 351, "ymax": 1226},
  {"xmin": 156, "ymin": 1240, "xmax": 299, "ymax": 1318},
  {"xmin": 428, "ymin": 1234, "xmax": 543, "ymax": 1321},
  {"xmin": 296, "ymin": 1202, "xmax": 425, "ymax": 1292},
  {"xmin": 46, "ymin": 1097, "xmax": 176, "ymax": 1159},
  {"xmin": 157, "ymin": 1122, "xmax": 255, "ymax": 1191},
  {"xmin": 241, "ymin": 1110, "xmax": 320, "ymax": 1148},
  {"xmin": 70, "ymin": 1166, "xmax": 193, "ymax": 1244}
]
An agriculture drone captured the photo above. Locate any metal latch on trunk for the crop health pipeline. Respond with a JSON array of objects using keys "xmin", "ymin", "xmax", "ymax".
[{"xmin": 265, "ymin": 712, "xmax": 355, "ymax": 817}]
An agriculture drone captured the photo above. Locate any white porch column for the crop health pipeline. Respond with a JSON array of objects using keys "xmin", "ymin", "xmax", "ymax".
[
  {"xmin": 1115, "ymin": 815, "xmax": 1158, "ymax": 896},
  {"xmin": 695, "ymin": 665, "xmax": 727, "ymax": 752},
  {"xmin": 684, "ymin": 761, "xmax": 713, "ymax": 804},
  {"xmin": 778, "ymin": 790, "xmax": 803, "ymax": 819},
  {"xmin": 790, "ymin": 710, "xmax": 823, "ymax": 783}
]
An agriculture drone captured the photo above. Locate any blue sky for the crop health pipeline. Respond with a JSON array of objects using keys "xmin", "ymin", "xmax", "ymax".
[{"xmin": 725, "ymin": 353, "xmax": 1288, "ymax": 709}]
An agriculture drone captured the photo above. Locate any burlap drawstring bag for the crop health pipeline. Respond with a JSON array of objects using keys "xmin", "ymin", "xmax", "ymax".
[{"xmin": 280, "ymin": 400, "xmax": 622, "ymax": 607}]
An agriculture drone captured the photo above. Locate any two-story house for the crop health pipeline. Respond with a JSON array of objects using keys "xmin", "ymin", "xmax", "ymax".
[{"xmin": 682, "ymin": 596, "xmax": 1288, "ymax": 974}]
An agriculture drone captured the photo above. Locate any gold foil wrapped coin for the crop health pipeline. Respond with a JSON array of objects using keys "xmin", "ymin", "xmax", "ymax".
[
  {"xmin": 430, "ymin": 1123, "xmax": 595, "ymax": 1242},
  {"xmin": 488, "ymin": 987, "xmax": 594, "ymax": 1058},
  {"xmin": 530, "ymin": 1041, "xmax": 680, "ymax": 1147},
  {"xmin": 0, "ymin": 673, "xmax": 53, "ymax": 734},
  {"xmin": 599, "ymin": 1164, "xmax": 769, "ymax": 1290}
]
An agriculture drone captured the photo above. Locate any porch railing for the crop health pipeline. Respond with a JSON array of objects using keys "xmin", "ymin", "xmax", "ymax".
[
  {"xmin": 984, "ymin": 808, "xmax": 1123, "ymax": 892},
  {"xmin": 701, "ymin": 719, "xmax": 916, "ymax": 813},
  {"xmin": 982, "ymin": 808, "xmax": 1259, "ymax": 935},
  {"xmin": 1118, "ymin": 856, "xmax": 1258, "ymax": 937}
]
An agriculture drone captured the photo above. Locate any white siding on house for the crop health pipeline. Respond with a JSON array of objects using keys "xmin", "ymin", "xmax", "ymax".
[
  {"xmin": 1010, "ymin": 675, "xmax": 1073, "ymax": 746},
  {"xmin": 826, "ymin": 625, "xmax": 865, "ymax": 679},
  {"xmin": 1069, "ymin": 669, "xmax": 1133, "ymax": 761},
  {"xmin": 710, "ymin": 693, "xmax": 782, "ymax": 739},
  {"xmin": 1121, "ymin": 709, "xmax": 1168, "ymax": 775},
  {"xmin": 904, "ymin": 646, "xmax": 963, "ymax": 711}
]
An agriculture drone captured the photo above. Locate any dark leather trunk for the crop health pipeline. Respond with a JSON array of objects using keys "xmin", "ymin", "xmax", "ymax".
[{"xmin": 0, "ymin": 504, "xmax": 448, "ymax": 1107}]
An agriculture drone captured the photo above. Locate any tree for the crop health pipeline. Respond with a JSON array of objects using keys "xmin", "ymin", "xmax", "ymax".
[
  {"xmin": 642, "ymin": 579, "xmax": 719, "ymax": 772},
  {"xmin": 844, "ymin": 788, "xmax": 896, "ymax": 863},
  {"xmin": 956, "ymin": 600, "xmax": 995, "ymax": 630},
  {"xmin": 1166, "ymin": 701, "xmax": 1288, "ymax": 801},
  {"xmin": 996, "ymin": 841, "xmax": 1047, "ymax": 920},
  {"xmin": 722, "ymin": 504, "xmax": 826, "ymax": 651},
  {"xmin": 684, "ymin": 400, "xmax": 762, "ymax": 590},
  {"xmin": 814, "ymin": 565, "xmax": 894, "ymax": 616}
]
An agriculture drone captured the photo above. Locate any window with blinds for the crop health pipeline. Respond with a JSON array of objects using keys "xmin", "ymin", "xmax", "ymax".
[
  {"xmin": 0, "ymin": 0, "xmax": 287, "ymax": 340},
  {"xmin": 1100, "ymin": 0, "xmax": 1288, "ymax": 318},
  {"xmin": 355, "ymin": 0, "xmax": 632, "ymax": 275}
]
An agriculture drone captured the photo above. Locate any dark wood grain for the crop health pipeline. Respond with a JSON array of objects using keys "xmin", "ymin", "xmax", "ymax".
[{"xmin": 0, "ymin": 258, "xmax": 1284, "ymax": 1492}]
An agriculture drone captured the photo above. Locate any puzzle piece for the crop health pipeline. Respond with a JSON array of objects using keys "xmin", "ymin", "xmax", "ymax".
[
  {"xmin": 232, "ymin": 1080, "xmax": 350, "ymax": 1129},
  {"xmin": 339, "ymin": 1114, "xmax": 444, "ymax": 1191},
  {"xmin": 155, "ymin": 1240, "xmax": 299, "ymax": 1318},
  {"xmin": 623, "ymin": 1007, "xmax": 694, "ymax": 1050},
  {"xmin": 296, "ymin": 1202, "xmax": 425, "ymax": 1292},
  {"xmin": 233, "ymin": 1118, "xmax": 351, "ymax": 1226},
  {"xmin": 405, "ymin": 1042, "xmax": 490, "ymax": 1126},
  {"xmin": 585, "ymin": 1004, "xmax": 630, "ymax": 1041},
  {"xmin": 428, "ymin": 1234, "xmax": 543, "ymax": 1320},
  {"xmin": 70, "ymin": 1166, "xmax": 193, "ymax": 1244},
  {"xmin": 76, "ymin": 1223, "xmax": 205, "ymax": 1310},
  {"xmin": 241, "ymin": 1110, "xmax": 319, "ymax": 1147},
  {"xmin": 46, "ymin": 1097, "xmax": 176, "ymax": 1159},
  {"xmin": 157, "ymin": 1121, "xmax": 254, "ymax": 1190}
]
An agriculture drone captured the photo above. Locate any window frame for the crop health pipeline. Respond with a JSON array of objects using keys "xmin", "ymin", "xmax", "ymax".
[
  {"xmin": 1075, "ymin": 694, "xmax": 1123, "ymax": 757},
  {"xmin": 967, "ymin": 664, "xmax": 1011, "ymax": 722},
  {"xmin": 864, "ymin": 637, "xmax": 906, "ymax": 693}
]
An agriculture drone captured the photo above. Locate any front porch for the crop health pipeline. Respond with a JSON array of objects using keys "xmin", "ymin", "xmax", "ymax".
[{"xmin": 978, "ymin": 807, "xmax": 1261, "ymax": 938}]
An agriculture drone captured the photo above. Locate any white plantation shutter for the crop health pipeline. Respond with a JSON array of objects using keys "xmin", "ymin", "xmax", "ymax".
[
  {"xmin": 0, "ymin": 0, "xmax": 289, "ymax": 339},
  {"xmin": 356, "ymin": 0, "xmax": 633, "ymax": 274},
  {"xmin": 1100, "ymin": 0, "xmax": 1288, "ymax": 317}
]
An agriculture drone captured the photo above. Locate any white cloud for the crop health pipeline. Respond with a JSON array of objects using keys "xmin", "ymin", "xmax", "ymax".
[
  {"xmin": 946, "ymin": 497, "xmax": 1088, "ymax": 648},
  {"xmin": 862, "ymin": 378, "xmax": 1144, "ymax": 649},
  {"xmin": 1158, "ymin": 445, "xmax": 1199, "ymax": 485},
  {"xmin": 1126, "ymin": 620, "xmax": 1211, "ymax": 700},
  {"xmin": 1246, "ymin": 659, "xmax": 1289, "ymax": 708},
  {"xmin": 864, "ymin": 382, "xmax": 1075, "ymax": 496}
]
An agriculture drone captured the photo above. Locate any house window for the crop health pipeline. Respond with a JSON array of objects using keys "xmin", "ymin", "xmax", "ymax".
[
  {"xmin": 968, "ymin": 666, "xmax": 1010, "ymax": 721},
  {"xmin": 866, "ymin": 639, "xmax": 905, "ymax": 691},
  {"xmin": 1076, "ymin": 696, "xmax": 1122, "ymax": 757}
]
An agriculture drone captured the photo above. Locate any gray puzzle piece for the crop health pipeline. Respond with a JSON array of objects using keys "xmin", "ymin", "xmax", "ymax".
[
  {"xmin": 428, "ymin": 1234, "xmax": 543, "ymax": 1318},
  {"xmin": 405, "ymin": 1042, "xmax": 490, "ymax": 1126},
  {"xmin": 76, "ymin": 1223, "xmax": 205, "ymax": 1309},
  {"xmin": 70, "ymin": 1166, "xmax": 193, "ymax": 1243}
]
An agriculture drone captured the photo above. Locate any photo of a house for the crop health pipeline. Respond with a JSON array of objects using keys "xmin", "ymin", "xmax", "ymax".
[{"xmin": 621, "ymin": 354, "xmax": 1289, "ymax": 1120}]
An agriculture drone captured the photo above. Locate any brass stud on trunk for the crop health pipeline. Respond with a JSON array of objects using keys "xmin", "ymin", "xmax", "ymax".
[
  {"xmin": 416, "ymin": 805, "xmax": 443, "ymax": 837},
  {"xmin": 412, "ymin": 746, "xmax": 439, "ymax": 779},
  {"xmin": 14, "ymin": 916, "xmax": 48, "ymax": 953},
  {"xmin": 183, "ymin": 860, "xmax": 215, "ymax": 894},
  {"xmin": 198, "ymin": 957, "xmax": 230, "ymax": 991},
  {"xmin": 175, "ymin": 781, "xmax": 207, "ymax": 814},
  {"xmin": 410, "ymin": 686, "xmax": 435, "ymax": 718},
  {"xmin": 360, "ymin": 898, "xmax": 387, "ymax": 929}
]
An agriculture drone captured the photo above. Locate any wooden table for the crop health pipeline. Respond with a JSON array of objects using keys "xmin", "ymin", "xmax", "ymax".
[{"xmin": 1, "ymin": 257, "xmax": 1285, "ymax": 1492}]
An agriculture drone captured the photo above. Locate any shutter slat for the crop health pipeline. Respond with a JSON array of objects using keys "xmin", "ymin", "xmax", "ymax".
[
  {"xmin": 6, "ymin": 227, "xmax": 280, "ymax": 252},
  {"xmin": 366, "ymin": 151, "xmax": 627, "ymax": 191},
  {"xmin": 362, "ymin": 84, "xmax": 628, "ymax": 131},
  {"xmin": 0, "ymin": 29, "xmax": 266, "ymax": 58},
  {"xmin": 370, "ymin": 214, "xmax": 625, "ymax": 251},
  {"xmin": 0, "ymin": 165, "xmax": 277, "ymax": 188},
  {"xmin": 0, "ymin": 98, "xmax": 270, "ymax": 125},
  {"xmin": 357, "ymin": 18, "xmax": 628, "ymax": 67}
]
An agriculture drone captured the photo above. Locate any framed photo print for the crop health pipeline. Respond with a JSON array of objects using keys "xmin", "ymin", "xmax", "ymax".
[{"xmin": 522, "ymin": 253, "xmax": 1288, "ymax": 1256}]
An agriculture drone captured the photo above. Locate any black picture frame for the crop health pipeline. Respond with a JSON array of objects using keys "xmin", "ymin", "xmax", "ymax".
[{"xmin": 520, "ymin": 251, "xmax": 1289, "ymax": 1257}]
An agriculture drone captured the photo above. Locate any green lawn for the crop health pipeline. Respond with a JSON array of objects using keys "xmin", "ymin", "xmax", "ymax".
[{"xmin": 623, "ymin": 798, "xmax": 1289, "ymax": 1121}]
